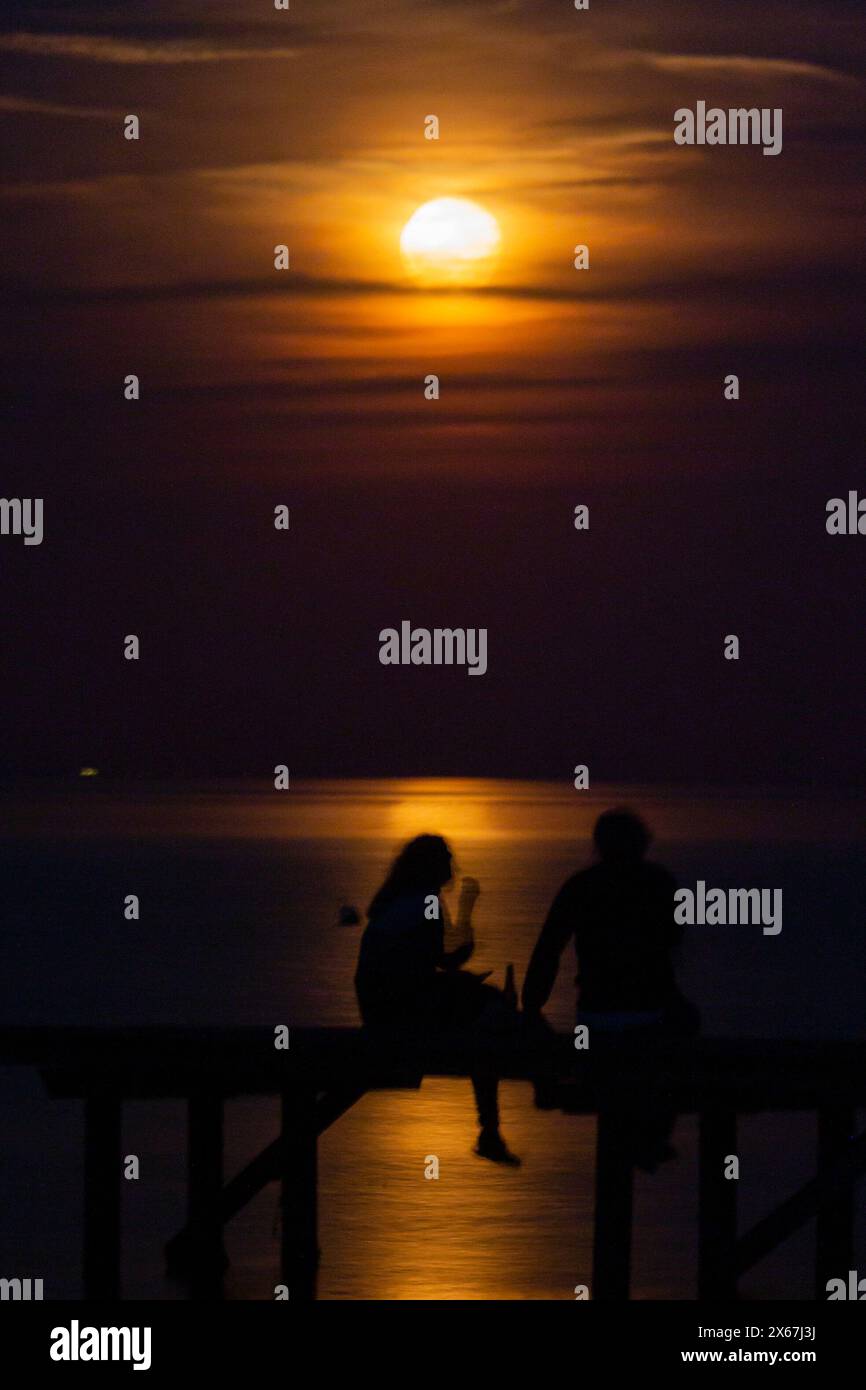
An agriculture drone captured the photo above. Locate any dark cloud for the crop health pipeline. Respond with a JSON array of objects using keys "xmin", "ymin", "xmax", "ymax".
[{"xmin": 9, "ymin": 264, "xmax": 864, "ymax": 308}]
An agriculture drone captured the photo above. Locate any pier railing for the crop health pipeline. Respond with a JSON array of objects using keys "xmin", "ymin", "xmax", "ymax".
[{"xmin": 1, "ymin": 1027, "xmax": 863, "ymax": 1301}]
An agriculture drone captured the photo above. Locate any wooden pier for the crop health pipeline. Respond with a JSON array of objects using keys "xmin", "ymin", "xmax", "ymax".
[{"xmin": 1, "ymin": 1026, "xmax": 863, "ymax": 1301}]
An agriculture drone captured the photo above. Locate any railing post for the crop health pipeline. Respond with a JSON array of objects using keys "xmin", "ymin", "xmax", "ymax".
[
  {"xmin": 280, "ymin": 1084, "xmax": 318, "ymax": 1300},
  {"xmin": 698, "ymin": 1109, "xmax": 738, "ymax": 1299},
  {"xmin": 83, "ymin": 1094, "xmax": 122, "ymax": 1300},
  {"xmin": 188, "ymin": 1091, "xmax": 224, "ymax": 1299},
  {"xmin": 592, "ymin": 1107, "xmax": 634, "ymax": 1301},
  {"xmin": 815, "ymin": 1106, "xmax": 854, "ymax": 1298}
]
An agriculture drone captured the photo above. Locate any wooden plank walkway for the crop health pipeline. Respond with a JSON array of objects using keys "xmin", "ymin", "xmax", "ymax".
[{"xmin": 1, "ymin": 1027, "xmax": 864, "ymax": 1301}]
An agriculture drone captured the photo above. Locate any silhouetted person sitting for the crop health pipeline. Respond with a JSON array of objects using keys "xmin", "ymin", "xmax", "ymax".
[
  {"xmin": 356, "ymin": 834, "xmax": 519, "ymax": 1164},
  {"xmin": 522, "ymin": 809, "xmax": 698, "ymax": 1169}
]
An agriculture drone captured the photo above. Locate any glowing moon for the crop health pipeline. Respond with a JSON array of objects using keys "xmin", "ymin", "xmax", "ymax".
[{"xmin": 400, "ymin": 197, "xmax": 501, "ymax": 284}]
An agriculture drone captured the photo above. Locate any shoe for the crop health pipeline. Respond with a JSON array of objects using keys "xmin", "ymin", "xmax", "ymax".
[{"xmin": 474, "ymin": 1130, "xmax": 522, "ymax": 1166}]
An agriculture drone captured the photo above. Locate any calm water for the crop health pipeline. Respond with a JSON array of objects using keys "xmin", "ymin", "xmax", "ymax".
[{"xmin": 1, "ymin": 779, "xmax": 864, "ymax": 1298}]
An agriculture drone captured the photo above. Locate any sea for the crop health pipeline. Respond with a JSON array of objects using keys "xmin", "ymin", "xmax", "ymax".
[{"xmin": 1, "ymin": 778, "xmax": 863, "ymax": 1299}]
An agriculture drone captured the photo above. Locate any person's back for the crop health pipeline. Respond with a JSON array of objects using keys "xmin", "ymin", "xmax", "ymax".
[
  {"xmin": 522, "ymin": 809, "xmax": 697, "ymax": 1170},
  {"xmin": 355, "ymin": 891, "xmax": 442, "ymax": 1025},
  {"xmin": 559, "ymin": 858, "xmax": 679, "ymax": 1013},
  {"xmin": 522, "ymin": 809, "xmax": 688, "ymax": 1025}
]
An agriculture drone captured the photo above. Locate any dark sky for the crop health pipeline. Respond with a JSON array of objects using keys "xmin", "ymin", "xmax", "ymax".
[{"xmin": 2, "ymin": 0, "xmax": 865, "ymax": 783}]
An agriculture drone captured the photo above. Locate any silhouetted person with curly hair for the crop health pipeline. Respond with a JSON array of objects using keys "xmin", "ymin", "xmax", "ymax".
[{"xmin": 356, "ymin": 833, "xmax": 519, "ymax": 1164}]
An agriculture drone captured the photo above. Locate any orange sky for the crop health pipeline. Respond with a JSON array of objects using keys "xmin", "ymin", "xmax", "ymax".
[
  {"xmin": 3, "ymin": 0, "xmax": 866, "ymax": 783},
  {"xmin": 3, "ymin": 0, "xmax": 864, "ymax": 481}
]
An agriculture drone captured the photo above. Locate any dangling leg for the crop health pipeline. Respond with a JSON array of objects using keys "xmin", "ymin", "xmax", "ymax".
[
  {"xmin": 471, "ymin": 1066, "xmax": 499, "ymax": 1130},
  {"xmin": 471, "ymin": 1065, "xmax": 520, "ymax": 1165},
  {"xmin": 432, "ymin": 973, "xmax": 521, "ymax": 1164}
]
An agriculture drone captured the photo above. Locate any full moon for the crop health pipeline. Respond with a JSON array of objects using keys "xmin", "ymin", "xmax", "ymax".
[{"xmin": 400, "ymin": 197, "xmax": 501, "ymax": 284}]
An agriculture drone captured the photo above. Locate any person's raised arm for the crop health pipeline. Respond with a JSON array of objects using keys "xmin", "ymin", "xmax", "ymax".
[
  {"xmin": 439, "ymin": 876, "xmax": 480, "ymax": 969},
  {"xmin": 521, "ymin": 881, "xmax": 575, "ymax": 1015}
]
